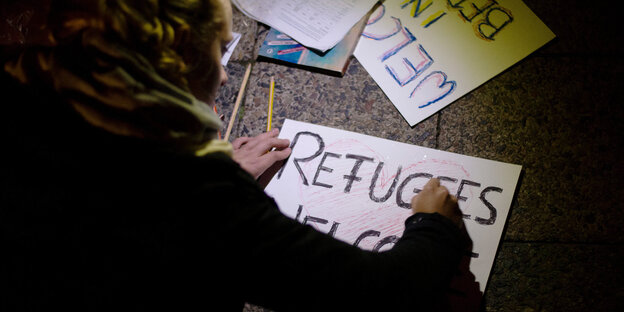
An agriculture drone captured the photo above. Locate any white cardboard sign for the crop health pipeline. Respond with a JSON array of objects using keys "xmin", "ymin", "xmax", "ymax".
[{"xmin": 265, "ymin": 119, "xmax": 522, "ymax": 291}]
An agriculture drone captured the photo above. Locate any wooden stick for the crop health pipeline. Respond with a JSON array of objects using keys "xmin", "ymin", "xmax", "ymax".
[{"xmin": 224, "ymin": 63, "xmax": 252, "ymax": 141}]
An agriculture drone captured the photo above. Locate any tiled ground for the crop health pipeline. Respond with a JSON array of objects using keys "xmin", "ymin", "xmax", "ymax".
[{"xmin": 219, "ymin": 1, "xmax": 623, "ymax": 311}]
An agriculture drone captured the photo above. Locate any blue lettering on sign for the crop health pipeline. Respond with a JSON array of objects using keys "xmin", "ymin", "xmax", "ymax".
[{"xmin": 361, "ymin": 4, "xmax": 457, "ymax": 108}]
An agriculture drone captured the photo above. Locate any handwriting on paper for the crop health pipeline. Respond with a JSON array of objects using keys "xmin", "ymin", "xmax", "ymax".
[
  {"xmin": 265, "ymin": 119, "xmax": 522, "ymax": 291},
  {"xmin": 400, "ymin": 0, "xmax": 514, "ymax": 40},
  {"xmin": 265, "ymin": 120, "xmax": 521, "ymax": 287},
  {"xmin": 277, "ymin": 131, "xmax": 501, "ymax": 232}
]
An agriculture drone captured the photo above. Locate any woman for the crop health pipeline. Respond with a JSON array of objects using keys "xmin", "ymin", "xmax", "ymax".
[{"xmin": 1, "ymin": 0, "xmax": 467, "ymax": 311}]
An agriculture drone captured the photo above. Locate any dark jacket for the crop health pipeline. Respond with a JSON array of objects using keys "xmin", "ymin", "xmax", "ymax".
[{"xmin": 0, "ymin": 70, "xmax": 464, "ymax": 311}]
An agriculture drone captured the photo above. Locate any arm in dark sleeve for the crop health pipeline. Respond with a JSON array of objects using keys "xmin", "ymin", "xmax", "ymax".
[{"xmin": 195, "ymin": 156, "xmax": 465, "ymax": 311}]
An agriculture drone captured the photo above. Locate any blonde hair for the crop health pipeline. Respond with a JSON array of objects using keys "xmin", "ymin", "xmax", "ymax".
[
  {"xmin": 47, "ymin": 0, "xmax": 227, "ymax": 89},
  {"xmin": 4, "ymin": 0, "xmax": 231, "ymax": 153}
]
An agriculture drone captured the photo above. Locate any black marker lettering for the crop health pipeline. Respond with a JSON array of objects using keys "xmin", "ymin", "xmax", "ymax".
[
  {"xmin": 456, "ymin": 179, "xmax": 481, "ymax": 201},
  {"xmin": 369, "ymin": 162, "xmax": 402, "ymax": 203},
  {"xmin": 373, "ymin": 235, "xmax": 399, "ymax": 252},
  {"xmin": 277, "ymin": 131, "xmax": 324, "ymax": 185},
  {"xmin": 328, "ymin": 222, "xmax": 340, "ymax": 237},
  {"xmin": 343, "ymin": 154, "xmax": 374, "ymax": 193},
  {"xmin": 300, "ymin": 213, "xmax": 339, "ymax": 237},
  {"xmin": 456, "ymin": 179, "xmax": 480, "ymax": 219},
  {"xmin": 312, "ymin": 152, "xmax": 341, "ymax": 188},
  {"xmin": 295, "ymin": 204, "xmax": 303, "ymax": 222},
  {"xmin": 353, "ymin": 230, "xmax": 380, "ymax": 247},
  {"xmin": 436, "ymin": 175, "xmax": 458, "ymax": 184},
  {"xmin": 396, "ymin": 173, "xmax": 433, "ymax": 209},
  {"xmin": 302, "ymin": 215, "xmax": 328, "ymax": 226},
  {"xmin": 475, "ymin": 186, "xmax": 501, "ymax": 225}
]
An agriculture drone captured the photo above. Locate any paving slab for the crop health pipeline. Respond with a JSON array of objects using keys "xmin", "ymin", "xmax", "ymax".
[
  {"xmin": 438, "ymin": 55, "xmax": 624, "ymax": 243},
  {"xmin": 229, "ymin": 5, "xmax": 260, "ymax": 62},
  {"xmin": 485, "ymin": 242, "xmax": 624, "ymax": 311},
  {"xmin": 524, "ymin": 0, "xmax": 623, "ymax": 56}
]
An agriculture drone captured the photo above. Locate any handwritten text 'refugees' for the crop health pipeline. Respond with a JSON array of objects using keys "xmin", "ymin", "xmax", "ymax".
[{"xmin": 277, "ymin": 132, "xmax": 505, "ymax": 227}]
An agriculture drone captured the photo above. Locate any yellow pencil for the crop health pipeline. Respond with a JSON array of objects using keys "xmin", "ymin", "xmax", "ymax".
[{"xmin": 267, "ymin": 76, "xmax": 275, "ymax": 132}]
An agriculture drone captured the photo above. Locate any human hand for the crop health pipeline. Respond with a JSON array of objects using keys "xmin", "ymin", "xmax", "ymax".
[
  {"xmin": 411, "ymin": 178, "xmax": 463, "ymax": 228},
  {"xmin": 232, "ymin": 129, "xmax": 292, "ymax": 179}
]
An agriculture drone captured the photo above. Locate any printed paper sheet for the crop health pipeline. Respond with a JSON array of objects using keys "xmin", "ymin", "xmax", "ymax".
[{"xmin": 233, "ymin": 0, "xmax": 377, "ymax": 52}]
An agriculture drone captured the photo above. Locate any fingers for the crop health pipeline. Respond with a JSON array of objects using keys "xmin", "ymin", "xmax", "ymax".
[
  {"xmin": 448, "ymin": 194, "xmax": 458, "ymax": 204},
  {"xmin": 255, "ymin": 148, "xmax": 291, "ymax": 171},
  {"xmin": 244, "ymin": 137, "xmax": 289, "ymax": 155},
  {"xmin": 440, "ymin": 189, "xmax": 462, "ymax": 228},
  {"xmin": 231, "ymin": 137, "xmax": 251, "ymax": 149},
  {"xmin": 238, "ymin": 146, "xmax": 291, "ymax": 179},
  {"xmin": 257, "ymin": 143, "xmax": 292, "ymax": 165},
  {"xmin": 255, "ymin": 128, "xmax": 280, "ymax": 141},
  {"xmin": 423, "ymin": 178, "xmax": 451, "ymax": 201},
  {"xmin": 411, "ymin": 178, "xmax": 463, "ymax": 227},
  {"xmin": 230, "ymin": 128, "xmax": 292, "ymax": 179},
  {"xmin": 264, "ymin": 137, "xmax": 291, "ymax": 152},
  {"xmin": 429, "ymin": 179, "xmax": 456, "ymax": 209},
  {"xmin": 436, "ymin": 184, "xmax": 450, "ymax": 200},
  {"xmin": 423, "ymin": 177, "xmax": 441, "ymax": 190},
  {"xmin": 265, "ymin": 128, "xmax": 280, "ymax": 137},
  {"xmin": 266, "ymin": 146, "xmax": 291, "ymax": 161},
  {"xmin": 233, "ymin": 129, "xmax": 290, "ymax": 156},
  {"xmin": 232, "ymin": 129, "xmax": 279, "ymax": 149}
]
